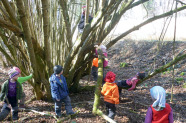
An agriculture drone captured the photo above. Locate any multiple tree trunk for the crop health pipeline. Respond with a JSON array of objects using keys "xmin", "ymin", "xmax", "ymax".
[{"xmin": 0, "ymin": 0, "xmax": 185, "ymax": 101}]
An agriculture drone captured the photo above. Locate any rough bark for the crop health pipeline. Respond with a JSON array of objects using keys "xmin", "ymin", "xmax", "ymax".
[
  {"xmin": 41, "ymin": 0, "xmax": 53, "ymax": 76},
  {"xmin": 16, "ymin": 0, "xmax": 43, "ymax": 100}
]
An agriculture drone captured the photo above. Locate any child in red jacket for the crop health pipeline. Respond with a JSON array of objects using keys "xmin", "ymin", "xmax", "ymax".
[
  {"xmin": 101, "ymin": 71, "xmax": 119, "ymax": 121},
  {"xmin": 145, "ymin": 86, "xmax": 173, "ymax": 123}
]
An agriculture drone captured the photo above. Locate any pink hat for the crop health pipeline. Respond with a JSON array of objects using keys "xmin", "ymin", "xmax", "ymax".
[{"xmin": 13, "ymin": 67, "xmax": 21, "ymax": 73}]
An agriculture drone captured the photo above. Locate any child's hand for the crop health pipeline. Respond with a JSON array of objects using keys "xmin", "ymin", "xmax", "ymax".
[{"xmin": 128, "ymin": 79, "xmax": 138, "ymax": 91}]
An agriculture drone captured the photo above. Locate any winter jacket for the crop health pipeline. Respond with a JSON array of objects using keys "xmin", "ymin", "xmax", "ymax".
[
  {"xmin": 93, "ymin": 50, "xmax": 108, "ymax": 68},
  {"xmin": 126, "ymin": 76, "xmax": 139, "ymax": 91},
  {"xmin": 101, "ymin": 82, "xmax": 119, "ymax": 104},
  {"xmin": 151, "ymin": 103, "xmax": 172, "ymax": 123},
  {"xmin": 0, "ymin": 80, "xmax": 22, "ymax": 102},
  {"xmin": 49, "ymin": 74, "xmax": 69, "ymax": 100},
  {"xmin": 78, "ymin": 13, "xmax": 93, "ymax": 30}
]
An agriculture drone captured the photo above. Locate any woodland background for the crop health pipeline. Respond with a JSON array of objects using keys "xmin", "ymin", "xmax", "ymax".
[{"xmin": 0, "ymin": 0, "xmax": 186, "ymax": 122}]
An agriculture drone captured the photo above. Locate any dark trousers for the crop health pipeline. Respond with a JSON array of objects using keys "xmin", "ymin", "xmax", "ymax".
[
  {"xmin": 91, "ymin": 66, "xmax": 106, "ymax": 85},
  {"xmin": 116, "ymin": 80, "xmax": 130, "ymax": 96},
  {"xmin": 104, "ymin": 101, "xmax": 116, "ymax": 120},
  {"xmin": 53, "ymin": 96, "xmax": 74, "ymax": 117},
  {"xmin": 4, "ymin": 96, "xmax": 18, "ymax": 119},
  {"xmin": 91, "ymin": 66, "xmax": 98, "ymax": 81}
]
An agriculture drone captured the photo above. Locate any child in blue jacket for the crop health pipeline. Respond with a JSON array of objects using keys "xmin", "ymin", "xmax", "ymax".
[{"xmin": 49, "ymin": 65, "xmax": 74, "ymax": 118}]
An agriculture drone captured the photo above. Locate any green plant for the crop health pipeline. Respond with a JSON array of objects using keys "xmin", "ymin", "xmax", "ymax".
[
  {"xmin": 180, "ymin": 72, "xmax": 185, "ymax": 76},
  {"xmin": 183, "ymin": 83, "xmax": 186, "ymax": 88},
  {"xmin": 176, "ymin": 77, "xmax": 184, "ymax": 81},
  {"xmin": 120, "ymin": 62, "xmax": 128, "ymax": 68}
]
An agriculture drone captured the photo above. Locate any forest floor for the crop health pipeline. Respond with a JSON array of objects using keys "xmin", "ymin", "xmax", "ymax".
[{"xmin": 0, "ymin": 40, "xmax": 186, "ymax": 123}]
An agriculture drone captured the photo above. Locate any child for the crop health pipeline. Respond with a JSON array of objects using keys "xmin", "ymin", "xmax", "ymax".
[
  {"xmin": 13, "ymin": 67, "xmax": 32, "ymax": 108},
  {"xmin": 0, "ymin": 69, "xmax": 23, "ymax": 121},
  {"xmin": 49, "ymin": 65, "xmax": 75, "ymax": 118},
  {"xmin": 116, "ymin": 72, "xmax": 146, "ymax": 96},
  {"xmin": 101, "ymin": 71, "xmax": 119, "ymax": 121},
  {"xmin": 145, "ymin": 86, "xmax": 173, "ymax": 123},
  {"xmin": 78, "ymin": 5, "xmax": 93, "ymax": 33},
  {"xmin": 92, "ymin": 45, "xmax": 108, "ymax": 81}
]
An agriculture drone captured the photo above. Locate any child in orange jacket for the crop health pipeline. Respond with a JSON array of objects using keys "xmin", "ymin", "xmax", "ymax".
[
  {"xmin": 101, "ymin": 71, "xmax": 119, "ymax": 121},
  {"xmin": 92, "ymin": 45, "xmax": 108, "ymax": 81}
]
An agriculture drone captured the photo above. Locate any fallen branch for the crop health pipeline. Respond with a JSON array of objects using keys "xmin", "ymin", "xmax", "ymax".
[
  {"xmin": 25, "ymin": 96, "xmax": 36, "ymax": 104},
  {"xmin": 122, "ymin": 53, "xmax": 186, "ymax": 89},
  {"xmin": 19, "ymin": 108, "xmax": 58, "ymax": 120}
]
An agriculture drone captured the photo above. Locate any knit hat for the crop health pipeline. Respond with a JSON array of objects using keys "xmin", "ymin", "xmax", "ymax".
[
  {"xmin": 8, "ymin": 69, "xmax": 20, "ymax": 79},
  {"xmin": 13, "ymin": 66, "xmax": 21, "ymax": 74},
  {"xmin": 136, "ymin": 72, "xmax": 145, "ymax": 80},
  {"xmin": 104, "ymin": 71, "xmax": 116, "ymax": 82},
  {"xmin": 53, "ymin": 65, "xmax": 63, "ymax": 74},
  {"xmin": 100, "ymin": 45, "xmax": 107, "ymax": 53}
]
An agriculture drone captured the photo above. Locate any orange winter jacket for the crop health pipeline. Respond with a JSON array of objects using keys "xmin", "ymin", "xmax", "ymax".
[
  {"xmin": 92, "ymin": 58, "xmax": 98, "ymax": 67},
  {"xmin": 101, "ymin": 82, "xmax": 119, "ymax": 104}
]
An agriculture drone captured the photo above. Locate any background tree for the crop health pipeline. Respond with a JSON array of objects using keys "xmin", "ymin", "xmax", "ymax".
[{"xmin": 0, "ymin": 0, "xmax": 186, "ymax": 100}]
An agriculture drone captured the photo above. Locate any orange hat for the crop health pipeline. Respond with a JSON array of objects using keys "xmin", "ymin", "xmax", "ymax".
[{"xmin": 104, "ymin": 71, "xmax": 116, "ymax": 82}]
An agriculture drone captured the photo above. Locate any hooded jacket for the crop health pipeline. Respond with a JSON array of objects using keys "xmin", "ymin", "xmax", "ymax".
[
  {"xmin": 49, "ymin": 74, "xmax": 69, "ymax": 100},
  {"xmin": 101, "ymin": 71, "xmax": 119, "ymax": 104}
]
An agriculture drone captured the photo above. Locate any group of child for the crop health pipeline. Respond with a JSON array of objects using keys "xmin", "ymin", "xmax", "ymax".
[
  {"xmin": 93, "ymin": 44, "xmax": 173, "ymax": 123},
  {"xmin": 0, "ymin": 44, "xmax": 174, "ymax": 123}
]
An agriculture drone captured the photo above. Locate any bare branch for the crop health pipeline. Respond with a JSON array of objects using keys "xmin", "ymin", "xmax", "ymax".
[{"xmin": 107, "ymin": 5, "xmax": 186, "ymax": 48}]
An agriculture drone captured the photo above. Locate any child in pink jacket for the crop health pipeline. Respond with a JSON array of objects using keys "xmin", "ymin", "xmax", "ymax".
[{"xmin": 116, "ymin": 72, "xmax": 146, "ymax": 95}]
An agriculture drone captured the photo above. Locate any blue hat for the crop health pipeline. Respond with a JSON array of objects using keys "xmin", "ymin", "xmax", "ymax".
[{"xmin": 53, "ymin": 65, "xmax": 63, "ymax": 74}]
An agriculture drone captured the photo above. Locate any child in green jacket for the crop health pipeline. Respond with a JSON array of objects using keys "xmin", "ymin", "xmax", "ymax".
[
  {"xmin": 0, "ymin": 69, "xmax": 22, "ymax": 120},
  {"xmin": 12, "ymin": 67, "xmax": 32, "ymax": 108}
]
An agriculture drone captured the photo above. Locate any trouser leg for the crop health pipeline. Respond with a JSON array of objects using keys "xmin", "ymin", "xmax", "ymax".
[
  {"xmin": 105, "ymin": 102, "xmax": 116, "ymax": 120},
  {"xmin": 6, "ymin": 96, "xmax": 18, "ymax": 120},
  {"xmin": 63, "ymin": 96, "xmax": 74, "ymax": 115},
  {"xmin": 0, "ymin": 103, "xmax": 10, "ymax": 121},
  {"xmin": 91, "ymin": 66, "xmax": 98, "ymax": 81},
  {"xmin": 54, "ymin": 99, "xmax": 62, "ymax": 117}
]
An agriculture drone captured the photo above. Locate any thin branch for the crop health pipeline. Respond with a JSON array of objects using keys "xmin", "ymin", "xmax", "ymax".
[
  {"xmin": 0, "ymin": 17, "xmax": 22, "ymax": 36},
  {"xmin": 106, "ymin": 5, "xmax": 186, "ymax": 48}
]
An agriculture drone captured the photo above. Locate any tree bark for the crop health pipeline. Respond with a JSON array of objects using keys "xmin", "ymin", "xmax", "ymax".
[
  {"xmin": 16, "ymin": 0, "xmax": 43, "ymax": 100},
  {"xmin": 41, "ymin": 0, "xmax": 53, "ymax": 76}
]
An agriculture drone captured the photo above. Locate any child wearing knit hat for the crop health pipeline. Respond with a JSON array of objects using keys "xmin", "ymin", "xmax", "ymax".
[
  {"xmin": 92, "ymin": 44, "xmax": 108, "ymax": 81},
  {"xmin": 0, "ymin": 68, "xmax": 23, "ymax": 121},
  {"xmin": 101, "ymin": 71, "xmax": 119, "ymax": 121},
  {"xmin": 12, "ymin": 67, "xmax": 32, "ymax": 108}
]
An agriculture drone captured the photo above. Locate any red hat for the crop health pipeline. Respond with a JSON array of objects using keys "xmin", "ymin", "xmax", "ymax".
[{"xmin": 104, "ymin": 71, "xmax": 116, "ymax": 82}]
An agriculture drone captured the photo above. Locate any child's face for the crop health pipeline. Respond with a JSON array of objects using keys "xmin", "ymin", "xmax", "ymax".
[{"xmin": 12, "ymin": 74, "xmax": 20, "ymax": 81}]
